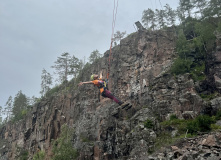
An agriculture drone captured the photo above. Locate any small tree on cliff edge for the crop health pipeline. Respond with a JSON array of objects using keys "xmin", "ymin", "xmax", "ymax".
[
  {"xmin": 88, "ymin": 50, "xmax": 102, "ymax": 64},
  {"xmin": 12, "ymin": 91, "xmax": 28, "ymax": 120},
  {"xmin": 40, "ymin": 68, "xmax": 53, "ymax": 97},
  {"xmin": 51, "ymin": 52, "xmax": 72, "ymax": 83},
  {"xmin": 4, "ymin": 96, "xmax": 13, "ymax": 122},
  {"xmin": 113, "ymin": 31, "xmax": 126, "ymax": 46}
]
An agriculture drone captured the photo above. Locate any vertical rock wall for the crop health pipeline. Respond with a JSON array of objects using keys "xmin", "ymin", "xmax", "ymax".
[{"xmin": 0, "ymin": 30, "xmax": 210, "ymax": 160}]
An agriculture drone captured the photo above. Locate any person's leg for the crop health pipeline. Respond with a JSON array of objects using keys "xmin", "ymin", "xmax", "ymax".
[{"xmin": 103, "ymin": 90, "xmax": 123, "ymax": 105}]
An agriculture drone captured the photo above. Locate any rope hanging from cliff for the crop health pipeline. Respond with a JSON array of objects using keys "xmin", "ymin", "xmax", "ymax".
[{"xmin": 107, "ymin": 0, "xmax": 119, "ymax": 80}]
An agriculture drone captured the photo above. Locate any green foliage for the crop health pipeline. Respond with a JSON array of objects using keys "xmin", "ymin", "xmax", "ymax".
[
  {"xmin": 170, "ymin": 58, "xmax": 192, "ymax": 75},
  {"xmin": 21, "ymin": 109, "xmax": 27, "ymax": 116},
  {"xmin": 51, "ymin": 52, "xmax": 71, "ymax": 83},
  {"xmin": 113, "ymin": 31, "xmax": 126, "ymax": 44},
  {"xmin": 210, "ymin": 124, "xmax": 221, "ymax": 130},
  {"xmin": 187, "ymin": 115, "xmax": 215, "ymax": 134},
  {"xmin": 80, "ymin": 135, "xmax": 90, "ymax": 143},
  {"xmin": 33, "ymin": 151, "xmax": 45, "ymax": 160},
  {"xmin": 40, "ymin": 68, "xmax": 53, "ymax": 97},
  {"xmin": 13, "ymin": 90, "xmax": 28, "ymax": 120},
  {"xmin": 190, "ymin": 62, "xmax": 206, "ymax": 81},
  {"xmin": 170, "ymin": 114, "xmax": 178, "ymax": 120},
  {"xmin": 176, "ymin": 30, "xmax": 190, "ymax": 59},
  {"xmin": 161, "ymin": 118, "xmax": 187, "ymax": 134},
  {"xmin": 46, "ymin": 85, "xmax": 60, "ymax": 97},
  {"xmin": 161, "ymin": 115, "xmax": 216, "ymax": 135},
  {"xmin": 144, "ymin": 119, "xmax": 154, "ymax": 129},
  {"xmin": 142, "ymin": 8, "xmax": 156, "ymax": 30},
  {"xmin": 215, "ymin": 110, "xmax": 221, "ymax": 120},
  {"xmin": 88, "ymin": 50, "xmax": 102, "ymax": 64},
  {"xmin": 200, "ymin": 92, "xmax": 218, "ymax": 101},
  {"xmin": 195, "ymin": 22, "xmax": 216, "ymax": 51},
  {"xmin": 151, "ymin": 132, "xmax": 181, "ymax": 153},
  {"xmin": 155, "ymin": 114, "xmax": 221, "ymax": 154},
  {"xmin": 52, "ymin": 124, "xmax": 78, "ymax": 160},
  {"xmin": 217, "ymin": 22, "xmax": 221, "ymax": 32},
  {"xmin": 19, "ymin": 150, "xmax": 29, "ymax": 160}
]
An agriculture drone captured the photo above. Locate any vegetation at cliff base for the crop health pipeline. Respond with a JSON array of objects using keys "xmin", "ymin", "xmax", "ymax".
[
  {"xmin": 151, "ymin": 113, "xmax": 221, "ymax": 153},
  {"xmin": 52, "ymin": 124, "xmax": 78, "ymax": 160},
  {"xmin": 33, "ymin": 151, "xmax": 45, "ymax": 160},
  {"xmin": 144, "ymin": 119, "xmax": 154, "ymax": 129},
  {"xmin": 161, "ymin": 114, "xmax": 219, "ymax": 135},
  {"xmin": 19, "ymin": 150, "xmax": 29, "ymax": 160}
]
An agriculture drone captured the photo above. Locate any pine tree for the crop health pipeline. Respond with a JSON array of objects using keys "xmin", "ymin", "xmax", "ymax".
[
  {"xmin": 179, "ymin": 0, "xmax": 195, "ymax": 18},
  {"xmin": 51, "ymin": 52, "xmax": 72, "ymax": 83},
  {"xmin": 29, "ymin": 96, "xmax": 39, "ymax": 106},
  {"xmin": 69, "ymin": 55, "xmax": 80, "ymax": 79},
  {"xmin": 88, "ymin": 50, "xmax": 102, "ymax": 64},
  {"xmin": 4, "ymin": 96, "xmax": 13, "ymax": 121},
  {"xmin": 113, "ymin": 31, "xmax": 126, "ymax": 45},
  {"xmin": 40, "ymin": 68, "xmax": 53, "ymax": 97},
  {"xmin": 142, "ymin": 8, "xmax": 156, "ymax": 30},
  {"xmin": 208, "ymin": 0, "xmax": 221, "ymax": 18},
  {"xmin": 155, "ymin": 9, "xmax": 166, "ymax": 29},
  {"xmin": 13, "ymin": 91, "xmax": 28, "ymax": 120},
  {"xmin": 177, "ymin": 6, "xmax": 186, "ymax": 24},
  {"xmin": 192, "ymin": 0, "xmax": 207, "ymax": 18},
  {"xmin": 164, "ymin": 4, "xmax": 177, "ymax": 26}
]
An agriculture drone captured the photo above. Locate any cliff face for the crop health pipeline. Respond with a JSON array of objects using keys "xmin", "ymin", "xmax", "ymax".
[{"xmin": 0, "ymin": 30, "xmax": 220, "ymax": 160}]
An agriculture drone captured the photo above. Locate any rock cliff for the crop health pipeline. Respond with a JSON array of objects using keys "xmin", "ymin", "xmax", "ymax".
[{"xmin": 0, "ymin": 29, "xmax": 221, "ymax": 160}]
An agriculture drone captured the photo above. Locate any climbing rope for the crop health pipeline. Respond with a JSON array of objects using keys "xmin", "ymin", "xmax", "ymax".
[{"xmin": 107, "ymin": 0, "xmax": 119, "ymax": 80}]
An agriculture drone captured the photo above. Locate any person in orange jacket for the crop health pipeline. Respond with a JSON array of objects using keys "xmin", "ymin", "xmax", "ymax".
[{"xmin": 78, "ymin": 74, "xmax": 128, "ymax": 107}]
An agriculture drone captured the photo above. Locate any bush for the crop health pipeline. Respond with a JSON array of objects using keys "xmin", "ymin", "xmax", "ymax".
[
  {"xmin": 46, "ymin": 85, "xmax": 60, "ymax": 97},
  {"xmin": 161, "ymin": 115, "xmax": 216, "ymax": 135},
  {"xmin": 144, "ymin": 119, "xmax": 154, "ymax": 129},
  {"xmin": 161, "ymin": 118, "xmax": 186, "ymax": 134},
  {"xmin": 190, "ymin": 62, "xmax": 206, "ymax": 82},
  {"xmin": 215, "ymin": 110, "xmax": 221, "ymax": 120},
  {"xmin": 19, "ymin": 150, "xmax": 29, "ymax": 160},
  {"xmin": 52, "ymin": 124, "xmax": 78, "ymax": 160},
  {"xmin": 170, "ymin": 114, "xmax": 178, "ymax": 120},
  {"xmin": 210, "ymin": 124, "xmax": 221, "ymax": 130},
  {"xmin": 187, "ymin": 115, "xmax": 215, "ymax": 134},
  {"xmin": 33, "ymin": 151, "xmax": 45, "ymax": 160},
  {"xmin": 170, "ymin": 58, "xmax": 192, "ymax": 75},
  {"xmin": 200, "ymin": 92, "xmax": 218, "ymax": 101}
]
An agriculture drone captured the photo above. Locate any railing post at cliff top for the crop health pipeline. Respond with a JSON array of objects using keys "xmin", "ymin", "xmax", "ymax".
[{"xmin": 135, "ymin": 21, "xmax": 145, "ymax": 31}]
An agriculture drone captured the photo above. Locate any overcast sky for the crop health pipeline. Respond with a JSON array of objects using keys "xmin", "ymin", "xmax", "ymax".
[{"xmin": 0, "ymin": 0, "xmax": 179, "ymax": 110}]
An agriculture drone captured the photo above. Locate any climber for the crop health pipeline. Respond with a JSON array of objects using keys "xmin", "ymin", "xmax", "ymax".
[{"xmin": 78, "ymin": 74, "xmax": 130, "ymax": 108}]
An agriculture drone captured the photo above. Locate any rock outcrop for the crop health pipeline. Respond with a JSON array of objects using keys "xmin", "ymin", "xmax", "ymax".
[
  {"xmin": 0, "ymin": 29, "xmax": 220, "ymax": 160},
  {"xmin": 148, "ymin": 131, "xmax": 221, "ymax": 160}
]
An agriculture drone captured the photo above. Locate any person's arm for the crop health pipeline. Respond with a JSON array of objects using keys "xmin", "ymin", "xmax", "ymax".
[{"xmin": 78, "ymin": 81, "xmax": 93, "ymax": 86}]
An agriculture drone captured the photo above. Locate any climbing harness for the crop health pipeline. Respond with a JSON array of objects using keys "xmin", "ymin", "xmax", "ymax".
[{"xmin": 107, "ymin": 0, "xmax": 119, "ymax": 81}]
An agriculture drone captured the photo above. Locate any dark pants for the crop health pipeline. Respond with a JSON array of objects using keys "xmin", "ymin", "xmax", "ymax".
[{"xmin": 102, "ymin": 89, "xmax": 122, "ymax": 105}]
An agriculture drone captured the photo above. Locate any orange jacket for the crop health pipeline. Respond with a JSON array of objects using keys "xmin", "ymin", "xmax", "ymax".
[{"xmin": 92, "ymin": 79, "xmax": 105, "ymax": 93}]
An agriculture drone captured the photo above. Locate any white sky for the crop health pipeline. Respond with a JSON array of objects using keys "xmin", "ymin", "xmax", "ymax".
[{"xmin": 0, "ymin": 0, "xmax": 179, "ymax": 111}]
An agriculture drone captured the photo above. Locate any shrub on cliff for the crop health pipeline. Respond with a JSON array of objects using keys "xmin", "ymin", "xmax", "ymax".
[
  {"xmin": 170, "ymin": 57, "xmax": 192, "ymax": 75},
  {"xmin": 161, "ymin": 115, "xmax": 216, "ymax": 135},
  {"xmin": 144, "ymin": 119, "xmax": 154, "ymax": 129},
  {"xmin": 33, "ymin": 151, "xmax": 45, "ymax": 160},
  {"xmin": 19, "ymin": 150, "xmax": 28, "ymax": 160},
  {"xmin": 187, "ymin": 115, "xmax": 215, "ymax": 134},
  {"xmin": 52, "ymin": 124, "xmax": 78, "ymax": 160}
]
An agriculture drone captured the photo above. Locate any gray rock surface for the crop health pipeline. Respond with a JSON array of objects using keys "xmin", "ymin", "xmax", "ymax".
[{"xmin": 0, "ymin": 30, "xmax": 220, "ymax": 160}]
